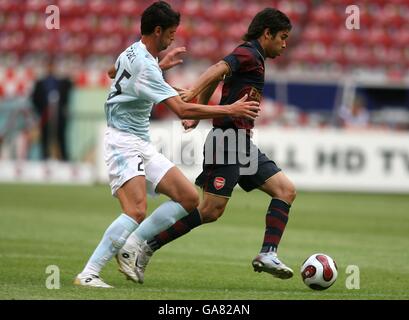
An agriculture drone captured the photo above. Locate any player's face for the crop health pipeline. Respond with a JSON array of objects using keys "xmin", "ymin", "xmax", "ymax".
[
  {"xmin": 266, "ymin": 30, "xmax": 290, "ymax": 59},
  {"xmin": 158, "ymin": 26, "xmax": 178, "ymax": 51}
]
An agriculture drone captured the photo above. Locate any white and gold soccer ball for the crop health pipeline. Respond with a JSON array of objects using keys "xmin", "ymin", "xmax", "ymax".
[{"xmin": 301, "ymin": 253, "xmax": 338, "ymax": 290}]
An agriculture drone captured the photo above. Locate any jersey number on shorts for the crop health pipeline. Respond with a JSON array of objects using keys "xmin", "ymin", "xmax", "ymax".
[
  {"xmin": 108, "ymin": 64, "xmax": 131, "ymax": 100},
  {"xmin": 137, "ymin": 156, "xmax": 144, "ymax": 172}
]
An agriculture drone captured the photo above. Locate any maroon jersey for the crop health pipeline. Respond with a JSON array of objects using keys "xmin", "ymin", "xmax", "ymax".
[{"xmin": 213, "ymin": 40, "xmax": 265, "ymax": 130}]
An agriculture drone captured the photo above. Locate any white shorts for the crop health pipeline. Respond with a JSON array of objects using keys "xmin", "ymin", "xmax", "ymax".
[{"xmin": 104, "ymin": 127, "xmax": 174, "ymax": 197}]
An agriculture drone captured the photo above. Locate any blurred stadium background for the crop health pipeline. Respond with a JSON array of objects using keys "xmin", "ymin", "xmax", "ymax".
[
  {"xmin": 0, "ymin": 0, "xmax": 409, "ymax": 300},
  {"xmin": 1, "ymin": 0, "xmax": 409, "ymax": 188},
  {"xmin": 1, "ymin": 0, "xmax": 408, "ymax": 188}
]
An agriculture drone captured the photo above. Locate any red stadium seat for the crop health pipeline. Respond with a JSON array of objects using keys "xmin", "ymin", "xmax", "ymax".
[
  {"xmin": 0, "ymin": 0, "xmax": 406, "ymax": 88},
  {"xmin": 337, "ymin": 28, "xmax": 362, "ymax": 46},
  {"xmin": 366, "ymin": 28, "xmax": 392, "ymax": 47},
  {"xmin": 302, "ymin": 25, "xmax": 333, "ymax": 46},
  {"xmin": 393, "ymin": 26, "xmax": 409, "ymax": 49},
  {"xmin": 309, "ymin": 4, "xmax": 341, "ymax": 28},
  {"xmin": 118, "ymin": 0, "xmax": 143, "ymax": 16}
]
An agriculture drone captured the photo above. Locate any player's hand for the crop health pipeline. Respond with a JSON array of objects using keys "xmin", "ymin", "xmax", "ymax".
[
  {"xmin": 107, "ymin": 65, "xmax": 117, "ymax": 79},
  {"xmin": 182, "ymin": 119, "xmax": 200, "ymax": 131},
  {"xmin": 159, "ymin": 47, "xmax": 186, "ymax": 71},
  {"xmin": 173, "ymin": 86, "xmax": 187, "ymax": 94},
  {"xmin": 228, "ymin": 94, "xmax": 260, "ymax": 120},
  {"xmin": 179, "ymin": 89, "xmax": 195, "ymax": 102}
]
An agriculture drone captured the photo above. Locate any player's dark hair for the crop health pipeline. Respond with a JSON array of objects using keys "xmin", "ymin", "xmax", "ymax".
[
  {"xmin": 141, "ymin": 1, "xmax": 180, "ymax": 35},
  {"xmin": 243, "ymin": 8, "xmax": 292, "ymax": 41}
]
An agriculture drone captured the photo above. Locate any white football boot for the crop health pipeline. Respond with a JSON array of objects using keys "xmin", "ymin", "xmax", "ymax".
[
  {"xmin": 252, "ymin": 251, "xmax": 294, "ymax": 279},
  {"xmin": 134, "ymin": 240, "xmax": 154, "ymax": 284},
  {"xmin": 116, "ymin": 247, "xmax": 139, "ymax": 283},
  {"xmin": 74, "ymin": 273, "xmax": 113, "ymax": 288}
]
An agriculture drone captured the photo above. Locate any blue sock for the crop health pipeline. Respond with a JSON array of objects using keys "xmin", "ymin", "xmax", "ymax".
[
  {"xmin": 82, "ymin": 213, "xmax": 138, "ymax": 275},
  {"xmin": 123, "ymin": 201, "xmax": 188, "ymax": 251}
]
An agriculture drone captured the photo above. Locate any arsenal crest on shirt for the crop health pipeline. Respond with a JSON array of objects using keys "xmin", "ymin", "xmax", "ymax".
[{"xmin": 214, "ymin": 177, "xmax": 225, "ymax": 190}]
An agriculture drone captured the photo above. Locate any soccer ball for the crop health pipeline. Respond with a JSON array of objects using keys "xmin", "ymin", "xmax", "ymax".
[{"xmin": 300, "ymin": 253, "xmax": 338, "ymax": 290}]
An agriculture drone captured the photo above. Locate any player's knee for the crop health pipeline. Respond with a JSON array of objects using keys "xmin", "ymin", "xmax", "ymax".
[
  {"xmin": 288, "ymin": 189, "xmax": 297, "ymax": 204},
  {"xmin": 199, "ymin": 204, "xmax": 225, "ymax": 223},
  {"xmin": 125, "ymin": 204, "xmax": 147, "ymax": 223},
  {"xmin": 282, "ymin": 183, "xmax": 297, "ymax": 204},
  {"xmin": 274, "ymin": 182, "xmax": 296, "ymax": 205},
  {"xmin": 177, "ymin": 189, "xmax": 199, "ymax": 212}
]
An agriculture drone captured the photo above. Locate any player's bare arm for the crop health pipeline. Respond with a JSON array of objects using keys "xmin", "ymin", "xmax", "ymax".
[
  {"xmin": 107, "ymin": 46, "xmax": 186, "ymax": 79},
  {"xmin": 179, "ymin": 61, "xmax": 230, "ymax": 102},
  {"xmin": 164, "ymin": 94, "xmax": 259, "ymax": 120},
  {"xmin": 181, "ymin": 79, "xmax": 220, "ymax": 130}
]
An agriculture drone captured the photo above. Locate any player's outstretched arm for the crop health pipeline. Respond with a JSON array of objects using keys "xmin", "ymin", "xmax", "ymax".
[
  {"xmin": 164, "ymin": 94, "xmax": 259, "ymax": 120},
  {"xmin": 179, "ymin": 61, "xmax": 230, "ymax": 102}
]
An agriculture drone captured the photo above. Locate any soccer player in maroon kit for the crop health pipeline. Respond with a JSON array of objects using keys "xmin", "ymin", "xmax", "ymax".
[{"xmin": 122, "ymin": 8, "xmax": 295, "ymax": 282}]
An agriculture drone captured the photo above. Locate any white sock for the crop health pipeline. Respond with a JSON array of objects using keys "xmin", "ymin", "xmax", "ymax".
[
  {"xmin": 81, "ymin": 213, "xmax": 138, "ymax": 276},
  {"xmin": 122, "ymin": 201, "xmax": 188, "ymax": 250},
  {"xmin": 122, "ymin": 230, "xmax": 143, "ymax": 253}
]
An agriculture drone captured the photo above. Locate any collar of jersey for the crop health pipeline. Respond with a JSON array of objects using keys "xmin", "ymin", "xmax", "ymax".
[
  {"xmin": 137, "ymin": 40, "xmax": 159, "ymax": 63},
  {"xmin": 250, "ymin": 40, "xmax": 266, "ymax": 61}
]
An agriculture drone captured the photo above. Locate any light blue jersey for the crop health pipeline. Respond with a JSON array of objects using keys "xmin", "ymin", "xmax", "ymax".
[{"xmin": 104, "ymin": 41, "xmax": 178, "ymax": 141}]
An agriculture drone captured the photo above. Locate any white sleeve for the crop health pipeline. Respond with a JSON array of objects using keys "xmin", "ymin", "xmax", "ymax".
[{"xmin": 136, "ymin": 64, "xmax": 178, "ymax": 104}]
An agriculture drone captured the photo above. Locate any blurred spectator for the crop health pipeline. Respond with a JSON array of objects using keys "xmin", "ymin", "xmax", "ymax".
[
  {"xmin": 336, "ymin": 95, "xmax": 370, "ymax": 129},
  {"xmin": 31, "ymin": 60, "xmax": 73, "ymax": 161}
]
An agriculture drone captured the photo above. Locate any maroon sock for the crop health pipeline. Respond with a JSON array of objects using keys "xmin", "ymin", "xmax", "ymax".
[
  {"xmin": 260, "ymin": 199, "xmax": 290, "ymax": 253},
  {"xmin": 148, "ymin": 208, "xmax": 202, "ymax": 251}
]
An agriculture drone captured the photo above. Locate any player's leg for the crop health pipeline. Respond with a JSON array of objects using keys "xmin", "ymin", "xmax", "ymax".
[
  {"xmin": 133, "ymin": 170, "xmax": 233, "ymax": 283},
  {"xmin": 131, "ymin": 190, "xmax": 229, "ymax": 284},
  {"xmin": 251, "ymin": 171, "xmax": 296, "ymax": 278},
  {"xmin": 198, "ymin": 192, "xmax": 229, "ymax": 222},
  {"xmin": 133, "ymin": 166, "xmax": 199, "ymax": 244},
  {"xmin": 123, "ymin": 166, "xmax": 202, "ymax": 284},
  {"xmin": 257, "ymin": 171, "xmax": 296, "ymax": 252},
  {"xmin": 116, "ymin": 176, "xmax": 148, "ymax": 223},
  {"xmin": 128, "ymin": 164, "xmax": 235, "ymax": 283},
  {"xmin": 74, "ymin": 176, "xmax": 144, "ymax": 287},
  {"xmin": 239, "ymin": 149, "xmax": 296, "ymax": 279},
  {"xmin": 146, "ymin": 190, "xmax": 229, "ymax": 251},
  {"xmin": 75, "ymin": 128, "xmax": 146, "ymax": 287},
  {"xmin": 117, "ymin": 153, "xmax": 200, "ymax": 283},
  {"xmin": 145, "ymin": 162, "xmax": 237, "ymax": 251},
  {"xmin": 147, "ymin": 190, "xmax": 229, "ymax": 250}
]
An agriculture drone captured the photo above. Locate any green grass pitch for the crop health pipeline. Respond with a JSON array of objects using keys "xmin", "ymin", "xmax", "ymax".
[{"xmin": 0, "ymin": 184, "xmax": 408, "ymax": 300}]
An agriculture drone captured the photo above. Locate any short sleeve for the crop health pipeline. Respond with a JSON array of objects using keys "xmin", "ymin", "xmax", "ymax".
[
  {"xmin": 222, "ymin": 46, "xmax": 255, "ymax": 74},
  {"xmin": 137, "ymin": 63, "xmax": 178, "ymax": 104}
]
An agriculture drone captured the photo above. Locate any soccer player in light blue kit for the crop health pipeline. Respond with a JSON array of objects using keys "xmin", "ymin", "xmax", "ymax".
[{"xmin": 74, "ymin": 1, "xmax": 260, "ymax": 288}]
